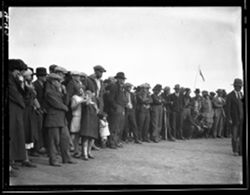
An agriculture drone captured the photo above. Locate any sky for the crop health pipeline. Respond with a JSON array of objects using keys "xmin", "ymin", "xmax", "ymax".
[{"xmin": 9, "ymin": 7, "xmax": 243, "ymax": 95}]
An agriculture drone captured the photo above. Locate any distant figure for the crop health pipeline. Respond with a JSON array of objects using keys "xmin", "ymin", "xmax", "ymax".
[
  {"xmin": 226, "ymin": 78, "xmax": 244, "ymax": 156},
  {"xmin": 212, "ymin": 89, "xmax": 226, "ymax": 138}
]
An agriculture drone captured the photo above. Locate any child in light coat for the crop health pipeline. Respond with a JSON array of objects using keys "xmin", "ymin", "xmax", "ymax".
[
  {"xmin": 98, "ymin": 112, "xmax": 110, "ymax": 148},
  {"xmin": 70, "ymin": 87, "xmax": 85, "ymax": 158}
]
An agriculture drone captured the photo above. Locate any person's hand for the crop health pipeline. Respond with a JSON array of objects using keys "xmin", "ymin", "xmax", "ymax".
[{"xmin": 228, "ymin": 119, "xmax": 232, "ymax": 124}]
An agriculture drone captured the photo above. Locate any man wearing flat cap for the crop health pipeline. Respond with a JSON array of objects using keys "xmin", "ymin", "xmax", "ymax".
[
  {"xmin": 44, "ymin": 73, "xmax": 76, "ymax": 166},
  {"xmin": 107, "ymin": 72, "xmax": 128, "ymax": 148},
  {"xmin": 212, "ymin": 89, "xmax": 226, "ymax": 138},
  {"xmin": 226, "ymin": 78, "xmax": 244, "ymax": 156},
  {"xmin": 169, "ymin": 84, "xmax": 185, "ymax": 140}
]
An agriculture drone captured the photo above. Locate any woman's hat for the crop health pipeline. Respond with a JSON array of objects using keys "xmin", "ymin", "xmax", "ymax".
[{"xmin": 9, "ymin": 59, "xmax": 28, "ymax": 71}]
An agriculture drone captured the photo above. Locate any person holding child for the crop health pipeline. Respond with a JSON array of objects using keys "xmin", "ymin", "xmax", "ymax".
[{"xmin": 79, "ymin": 90, "xmax": 99, "ymax": 160}]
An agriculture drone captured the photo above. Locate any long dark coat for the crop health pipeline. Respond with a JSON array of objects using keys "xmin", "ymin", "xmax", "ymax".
[
  {"xmin": 23, "ymin": 85, "xmax": 38, "ymax": 144},
  {"xmin": 79, "ymin": 102, "xmax": 99, "ymax": 139},
  {"xmin": 226, "ymin": 91, "xmax": 244, "ymax": 125},
  {"xmin": 9, "ymin": 73, "xmax": 26, "ymax": 161}
]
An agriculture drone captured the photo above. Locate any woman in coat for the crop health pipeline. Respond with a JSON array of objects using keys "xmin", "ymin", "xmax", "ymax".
[
  {"xmin": 79, "ymin": 90, "xmax": 99, "ymax": 160},
  {"xmin": 8, "ymin": 59, "xmax": 27, "ymax": 176}
]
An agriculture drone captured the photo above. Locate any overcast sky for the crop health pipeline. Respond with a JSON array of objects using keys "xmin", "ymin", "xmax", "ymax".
[{"xmin": 9, "ymin": 7, "xmax": 243, "ymax": 95}]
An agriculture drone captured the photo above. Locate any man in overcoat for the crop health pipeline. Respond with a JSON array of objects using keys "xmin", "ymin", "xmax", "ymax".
[
  {"xmin": 44, "ymin": 73, "xmax": 75, "ymax": 166},
  {"xmin": 108, "ymin": 72, "xmax": 128, "ymax": 148},
  {"xmin": 226, "ymin": 78, "xmax": 244, "ymax": 156}
]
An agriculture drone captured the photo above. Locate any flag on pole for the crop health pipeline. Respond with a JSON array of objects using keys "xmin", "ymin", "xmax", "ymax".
[{"xmin": 199, "ymin": 68, "xmax": 205, "ymax": 82}]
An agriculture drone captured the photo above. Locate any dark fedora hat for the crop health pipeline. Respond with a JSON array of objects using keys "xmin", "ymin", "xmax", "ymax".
[
  {"xmin": 114, "ymin": 72, "xmax": 126, "ymax": 80},
  {"xmin": 35, "ymin": 67, "xmax": 47, "ymax": 76},
  {"xmin": 233, "ymin": 78, "xmax": 243, "ymax": 86},
  {"xmin": 194, "ymin": 88, "xmax": 200, "ymax": 93}
]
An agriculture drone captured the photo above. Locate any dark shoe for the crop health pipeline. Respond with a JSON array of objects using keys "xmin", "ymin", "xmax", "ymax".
[
  {"xmin": 11, "ymin": 164, "xmax": 19, "ymax": 170},
  {"xmin": 88, "ymin": 154, "xmax": 95, "ymax": 159},
  {"xmin": 73, "ymin": 153, "xmax": 81, "ymax": 158},
  {"xmin": 109, "ymin": 145, "xmax": 117, "ymax": 149},
  {"xmin": 116, "ymin": 143, "xmax": 123, "ymax": 148},
  {"xmin": 135, "ymin": 140, "xmax": 142, "ymax": 144},
  {"xmin": 50, "ymin": 162, "xmax": 61, "ymax": 167},
  {"xmin": 92, "ymin": 145, "xmax": 100, "ymax": 151},
  {"xmin": 63, "ymin": 160, "xmax": 77, "ymax": 164},
  {"xmin": 168, "ymin": 138, "xmax": 176, "ymax": 142},
  {"xmin": 82, "ymin": 156, "xmax": 89, "ymax": 161},
  {"xmin": 22, "ymin": 161, "xmax": 37, "ymax": 168},
  {"xmin": 10, "ymin": 170, "xmax": 18, "ymax": 177},
  {"xmin": 30, "ymin": 151, "xmax": 40, "ymax": 157},
  {"xmin": 143, "ymin": 139, "xmax": 151, "ymax": 143},
  {"xmin": 180, "ymin": 137, "xmax": 186, "ymax": 140}
]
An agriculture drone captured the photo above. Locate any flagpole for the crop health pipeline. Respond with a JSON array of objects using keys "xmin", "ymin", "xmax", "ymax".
[{"xmin": 193, "ymin": 64, "xmax": 199, "ymax": 89}]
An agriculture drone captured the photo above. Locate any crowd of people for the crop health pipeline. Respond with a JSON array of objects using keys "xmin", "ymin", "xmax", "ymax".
[{"xmin": 8, "ymin": 59, "xmax": 244, "ymax": 178}]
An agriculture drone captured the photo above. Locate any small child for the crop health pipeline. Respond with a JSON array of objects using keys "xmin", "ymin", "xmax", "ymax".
[{"xmin": 97, "ymin": 112, "xmax": 110, "ymax": 148}]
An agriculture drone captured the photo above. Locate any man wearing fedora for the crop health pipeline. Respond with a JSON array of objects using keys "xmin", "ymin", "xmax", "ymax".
[
  {"xmin": 107, "ymin": 72, "xmax": 128, "ymax": 148},
  {"xmin": 32, "ymin": 67, "xmax": 48, "ymax": 155},
  {"xmin": 226, "ymin": 78, "xmax": 244, "ymax": 156},
  {"xmin": 169, "ymin": 84, "xmax": 184, "ymax": 140}
]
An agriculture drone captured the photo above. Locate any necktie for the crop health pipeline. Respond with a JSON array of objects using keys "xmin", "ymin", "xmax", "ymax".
[{"xmin": 238, "ymin": 92, "xmax": 241, "ymax": 99}]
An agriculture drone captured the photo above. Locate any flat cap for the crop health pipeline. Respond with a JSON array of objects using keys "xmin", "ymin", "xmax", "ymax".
[
  {"xmin": 124, "ymin": 83, "xmax": 133, "ymax": 88},
  {"xmin": 80, "ymin": 72, "xmax": 88, "ymax": 77},
  {"xmin": 54, "ymin": 66, "xmax": 67, "ymax": 74},
  {"xmin": 94, "ymin": 65, "xmax": 106, "ymax": 72},
  {"xmin": 47, "ymin": 73, "xmax": 62, "ymax": 81},
  {"xmin": 70, "ymin": 71, "xmax": 81, "ymax": 76}
]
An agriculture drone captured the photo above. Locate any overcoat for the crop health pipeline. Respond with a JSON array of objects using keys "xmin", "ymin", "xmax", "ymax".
[{"xmin": 9, "ymin": 73, "xmax": 26, "ymax": 161}]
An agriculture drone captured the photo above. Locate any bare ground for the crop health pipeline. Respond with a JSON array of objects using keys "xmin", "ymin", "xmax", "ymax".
[{"xmin": 9, "ymin": 138, "xmax": 242, "ymax": 185}]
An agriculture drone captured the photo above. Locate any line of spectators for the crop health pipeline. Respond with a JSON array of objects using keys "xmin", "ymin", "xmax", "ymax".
[{"xmin": 8, "ymin": 59, "xmax": 244, "ymax": 178}]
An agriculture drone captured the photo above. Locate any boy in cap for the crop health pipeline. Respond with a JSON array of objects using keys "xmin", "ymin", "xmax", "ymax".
[{"xmin": 226, "ymin": 78, "xmax": 244, "ymax": 156}]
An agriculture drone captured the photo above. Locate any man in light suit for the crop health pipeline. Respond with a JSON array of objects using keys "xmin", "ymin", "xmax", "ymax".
[{"xmin": 226, "ymin": 78, "xmax": 244, "ymax": 156}]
